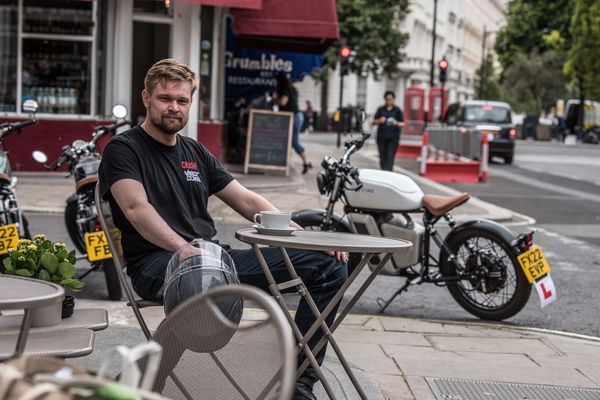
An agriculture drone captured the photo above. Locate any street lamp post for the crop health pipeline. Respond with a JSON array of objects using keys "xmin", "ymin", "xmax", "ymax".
[{"xmin": 430, "ymin": 0, "xmax": 438, "ymax": 88}]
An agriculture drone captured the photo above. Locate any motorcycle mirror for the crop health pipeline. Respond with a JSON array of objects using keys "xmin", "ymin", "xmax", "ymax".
[
  {"xmin": 111, "ymin": 104, "xmax": 128, "ymax": 119},
  {"xmin": 22, "ymin": 99, "xmax": 39, "ymax": 114},
  {"xmin": 32, "ymin": 150, "xmax": 48, "ymax": 164}
]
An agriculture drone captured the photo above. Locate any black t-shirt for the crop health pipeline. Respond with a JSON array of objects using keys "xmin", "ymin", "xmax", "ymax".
[
  {"xmin": 98, "ymin": 125, "xmax": 234, "ymax": 274},
  {"xmin": 278, "ymin": 87, "xmax": 299, "ymax": 113},
  {"xmin": 374, "ymin": 105, "xmax": 404, "ymax": 139}
]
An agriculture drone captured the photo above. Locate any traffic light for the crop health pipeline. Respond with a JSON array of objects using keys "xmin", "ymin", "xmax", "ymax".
[
  {"xmin": 340, "ymin": 46, "xmax": 351, "ymax": 76},
  {"xmin": 438, "ymin": 58, "xmax": 448, "ymax": 83}
]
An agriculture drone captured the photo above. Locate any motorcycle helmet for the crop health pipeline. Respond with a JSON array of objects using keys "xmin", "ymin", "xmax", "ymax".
[{"xmin": 162, "ymin": 240, "xmax": 243, "ymax": 351}]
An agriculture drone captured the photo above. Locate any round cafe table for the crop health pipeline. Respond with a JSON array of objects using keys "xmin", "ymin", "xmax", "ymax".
[
  {"xmin": 235, "ymin": 228, "xmax": 412, "ymax": 400},
  {"xmin": 0, "ymin": 274, "xmax": 64, "ymax": 357}
]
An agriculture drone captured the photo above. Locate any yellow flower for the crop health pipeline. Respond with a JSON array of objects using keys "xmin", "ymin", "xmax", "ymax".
[
  {"xmin": 27, "ymin": 244, "xmax": 37, "ymax": 251},
  {"xmin": 34, "ymin": 234, "xmax": 46, "ymax": 240},
  {"xmin": 7, "ymin": 247, "xmax": 16, "ymax": 253},
  {"xmin": 18, "ymin": 239, "xmax": 31, "ymax": 245},
  {"xmin": 55, "ymin": 243, "xmax": 65, "ymax": 248},
  {"xmin": 18, "ymin": 256, "xmax": 25, "ymax": 261}
]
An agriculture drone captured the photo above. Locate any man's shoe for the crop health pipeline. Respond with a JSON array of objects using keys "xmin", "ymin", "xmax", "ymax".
[
  {"xmin": 293, "ymin": 381, "xmax": 317, "ymax": 400},
  {"xmin": 302, "ymin": 162, "xmax": 313, "ymax": 174}
]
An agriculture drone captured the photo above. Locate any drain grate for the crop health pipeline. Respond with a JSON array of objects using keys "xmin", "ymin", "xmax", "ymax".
[{"xmin": 426, "ymin": 377, "xmax": 600, "ymax": 400}]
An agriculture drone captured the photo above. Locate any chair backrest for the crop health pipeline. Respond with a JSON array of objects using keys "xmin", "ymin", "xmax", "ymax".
[
  {"xmin": 94, "ymin": 184, "xmax": 158, "ymax": 339},
  {"xmin": 151, "ymin": 284, "xmax": 295, "ymax": 400}
]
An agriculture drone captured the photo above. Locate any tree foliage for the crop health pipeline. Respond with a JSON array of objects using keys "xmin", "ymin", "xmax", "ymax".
[
  {"xmin": 494, "ymin": 0, "xmax": 574, "ymax": 71},
  {"xmin": 502, "ymin": 50, "xmax": 568, "ymax": 113},
  {"xmin": 474, "ymin": 54, "xmax": 503, "ymax": 101},
  {"xmin": 564, "ymin": 0, "xmax": 600, "ymax": 99},
  {"xmin": 319, "ymin": 0, "xmax": 410, "ymax": 79}
]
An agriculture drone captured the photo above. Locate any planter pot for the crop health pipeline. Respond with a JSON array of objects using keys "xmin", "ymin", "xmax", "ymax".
[
  {"xmin": 62, "ymin": 295, "xmax": 75, "ymax": 319},
  {"xmin": 31, "ymin": 298, "xmax": 62, "ymax": 327}
]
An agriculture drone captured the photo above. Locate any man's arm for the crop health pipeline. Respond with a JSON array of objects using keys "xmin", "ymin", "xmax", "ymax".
[
  {"xmin": 215, "ymin": 180, "xmax": 346, "ymax": 262},
  {"xmin": 110, "ymin": 178, "xmax": 188, "ymax": 252},
  {"xmin": 215, "ymin": 180, "xmax": 301, "ymax": 228}
]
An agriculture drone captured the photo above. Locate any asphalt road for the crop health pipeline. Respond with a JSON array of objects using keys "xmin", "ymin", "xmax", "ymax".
[{"xmin": 26, "ymin": 139, "xmax": 600, "ymax": 338}]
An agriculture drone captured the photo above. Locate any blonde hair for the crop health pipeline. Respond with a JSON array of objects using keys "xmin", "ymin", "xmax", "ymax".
[{"xmin": 144, "ymin": 58, "xmax": 199, "ymax": 95}]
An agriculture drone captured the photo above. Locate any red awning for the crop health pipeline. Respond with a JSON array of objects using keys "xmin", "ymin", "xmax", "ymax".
[
  {"xmin": 230, "ymin": 0, "xmax": 339, "ymax": 54},
  {"xmin": 170, "ymin": 0, "xmax": 262, "ymax": 10}
]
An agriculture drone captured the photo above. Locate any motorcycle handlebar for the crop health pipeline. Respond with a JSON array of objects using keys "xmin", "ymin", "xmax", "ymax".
[
  {"xmin": 92, "ymin": 119, "xmax": 131, "ymax": 144},
  {"xmin": 0, "ymin": 119, "xmax": 37, "ymax": 136},
  {"xmin": 10, "ymin": 119, "xmax": 37, "ymax": 131}
]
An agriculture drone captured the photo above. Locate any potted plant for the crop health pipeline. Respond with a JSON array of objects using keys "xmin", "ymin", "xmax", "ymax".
[{"xmin": 2, "ymin": 234, "xmax": 84, "ymax": 326}]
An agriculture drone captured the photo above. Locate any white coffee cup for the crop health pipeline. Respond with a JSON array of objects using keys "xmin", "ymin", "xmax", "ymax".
[{"xmin": 253, "ymin": 211, "xmax": 291, "ymax": 229}]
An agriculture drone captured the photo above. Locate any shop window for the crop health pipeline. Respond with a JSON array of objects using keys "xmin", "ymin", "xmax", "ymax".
[
  {"xmin": 18, "ymin": 0, "xmax": 97, "ymax": 116},
  {"xmin": 22, "ymin": 39, "xmax": 92, "ymax": 114},
  {"xmin": 0, "ymin": 0, "xmax": 18, "ymax": 112},
  {"xmin": 23, "ymin": 0, "xmax": 93, "ymax": 35}
]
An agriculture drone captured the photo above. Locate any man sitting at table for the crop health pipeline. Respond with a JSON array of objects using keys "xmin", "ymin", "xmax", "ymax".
[{"xmin": 98, "ymin": 58, "xmax": 347, "ymax": 400}]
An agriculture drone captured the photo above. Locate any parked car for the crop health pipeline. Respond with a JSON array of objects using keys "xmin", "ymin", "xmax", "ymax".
[{"xmin": 443, "ymin": 100, "xmax": 517, "ymax": 164}]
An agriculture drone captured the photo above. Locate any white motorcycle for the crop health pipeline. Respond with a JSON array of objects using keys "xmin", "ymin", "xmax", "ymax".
[{"xmin": 293, "ymin": 126, "xmax": 537, "ymax": 320}]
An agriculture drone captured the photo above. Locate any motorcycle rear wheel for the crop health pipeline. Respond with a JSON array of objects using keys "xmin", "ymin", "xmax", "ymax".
[
  {"xmin": 293, "ymin": 214, "xmax": 361, "ymax": 275},
  {"xmin": 439, "ymin": 228, "xmax": 531, "ymax": 321},
  {"xmin": 64, "ymin": 198, "xmax": 86, "ymax": 254}
]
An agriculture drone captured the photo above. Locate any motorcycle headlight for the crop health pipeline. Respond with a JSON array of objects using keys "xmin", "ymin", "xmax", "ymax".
[{"xmin": 316, "ymin": 171, "xmax": 328, "ymax": 195}]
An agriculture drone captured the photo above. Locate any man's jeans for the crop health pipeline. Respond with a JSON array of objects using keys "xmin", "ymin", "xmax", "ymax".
[{"xmin": 131, "ymin": 247, "xmax": 348, "ymax": 377}]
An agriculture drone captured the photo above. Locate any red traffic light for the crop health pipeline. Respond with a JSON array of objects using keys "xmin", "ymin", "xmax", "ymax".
[
  {"xmin": 340, "ymin": 47, "xmax": 351, "ymax": 58},
  {"xmin": 438, "ymin": 59, "xmax": 448, "ymax": 69}
]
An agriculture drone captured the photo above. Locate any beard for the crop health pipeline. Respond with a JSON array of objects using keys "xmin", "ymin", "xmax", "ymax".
[{"xmin": 149, "ymin": 108, "xmax": 188, "ymax": 135}]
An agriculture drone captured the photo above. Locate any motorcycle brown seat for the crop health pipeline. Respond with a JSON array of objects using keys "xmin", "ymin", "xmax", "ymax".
[
  {"xmin": 76, "ymin": 176, "xmax": 98, "ymax": 193},
  {"xmin": 0, "ymin": 173, "xmax": 10, "ymax": 184},
  {"xmin": 422, "ymin": 193, "xmax": 470, "ymax": 216}
]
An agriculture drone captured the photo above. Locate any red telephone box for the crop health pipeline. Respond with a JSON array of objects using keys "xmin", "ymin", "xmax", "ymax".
[
  {"xmin": 403, "ymin": 85, "xmax": 425, "ymax": 135},
  {"xmin": 428, "ymin": 86, "xmax": 448, "ymax": 122}
]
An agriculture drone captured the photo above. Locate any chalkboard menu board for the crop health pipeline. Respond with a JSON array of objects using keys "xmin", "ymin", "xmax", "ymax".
[{"xmin": 244, "ymin": 110, "xmax": 293, "ymax": 175}]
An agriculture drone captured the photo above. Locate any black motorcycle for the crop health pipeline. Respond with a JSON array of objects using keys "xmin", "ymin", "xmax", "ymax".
[{"xmin": 32, "ymin": 105, "xmax": 130, "ymax": 300}]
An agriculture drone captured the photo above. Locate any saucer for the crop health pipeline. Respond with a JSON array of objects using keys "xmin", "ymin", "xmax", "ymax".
[{"xmin": 252, "ymin": 224, "xmax": 297, "ymax": 236}]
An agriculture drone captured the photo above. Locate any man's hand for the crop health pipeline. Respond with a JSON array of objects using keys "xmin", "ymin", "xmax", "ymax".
[{"xmin": 326, "ymin": 250, "xmax": 348, "ymax": 263}]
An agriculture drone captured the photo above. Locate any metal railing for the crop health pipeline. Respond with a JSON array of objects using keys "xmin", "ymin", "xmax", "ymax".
[{"xmin": 427, "ymin": 127, "xmax": 483, "ymax": 160}]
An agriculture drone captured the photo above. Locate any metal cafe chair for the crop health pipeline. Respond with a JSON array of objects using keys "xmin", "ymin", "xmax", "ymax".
[
  {"xmin": 95, "ymin": 185, "xmax": 295, "ymax": 399},
  {"xmin": 151, "ymin": 285, "xmax": 295, "ymax": 400},
  {"xmin": 95, "ymin": 184, "xmax": 160, "ymax": 340}
]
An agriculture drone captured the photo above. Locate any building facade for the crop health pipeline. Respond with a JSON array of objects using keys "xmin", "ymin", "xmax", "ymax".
[
  {"xmin": 0, "ymin": 0, "xmax": 231, "ymax": 171},
  {"xmin": 295, "ymin": 0, "xmax": 507, "ymax": 120}
]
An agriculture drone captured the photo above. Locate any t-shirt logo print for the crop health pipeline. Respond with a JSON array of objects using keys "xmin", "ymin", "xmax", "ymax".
[{"xmin": 181, "ymin": 161, "xmax": 202, "ymax": 183}]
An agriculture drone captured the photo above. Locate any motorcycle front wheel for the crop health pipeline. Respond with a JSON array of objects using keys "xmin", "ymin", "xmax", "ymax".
[{"xmin": 439, "ymin": 228, "xmax": 531, "ymax": 321}]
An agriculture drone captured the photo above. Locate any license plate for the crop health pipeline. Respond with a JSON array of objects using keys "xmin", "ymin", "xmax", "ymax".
[
  {"xmin": 518, "ymin": 246, "xmax": 551, "ymax": 283},
  {"xmin": 84, "ymin": 231, "xmax": 112, "ymax": 261},
  {"xmin": 0, "ymin": 224, "xmax": 19, "ymax": 255}
]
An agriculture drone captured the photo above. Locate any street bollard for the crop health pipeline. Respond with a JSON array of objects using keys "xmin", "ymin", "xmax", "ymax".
[
  {"xmin": 480, "ymin": 133, "xmax": 489, "ymax": 181},
  {"xmin": 419, "ymin": 132, "xmax": 429, "ymax": 175}
]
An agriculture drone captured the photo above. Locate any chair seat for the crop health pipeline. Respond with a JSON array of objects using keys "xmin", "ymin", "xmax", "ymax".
[
  {"xmin": 0, "ymin": 328, "xmax": 94, "ymax": 361},
  {"xmin": 0, "ymin": 308, "xmax": 108, "ymax": 334}
]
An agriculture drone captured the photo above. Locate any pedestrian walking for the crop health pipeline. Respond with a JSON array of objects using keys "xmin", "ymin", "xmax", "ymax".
[
  {"xmin": 371, "ymin": 90, "xmax": 405, "ymax": 171},
  {"xmin": 303, "ymin": 100, "xmax": 314, "ymax": 133},
  {"xmin": 98, "ymin": 59, "xmax": 347, "ymax": 400},
  {"xmin": 276, "ymin": 73, "xmax": 312, "ymax": 174}
]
